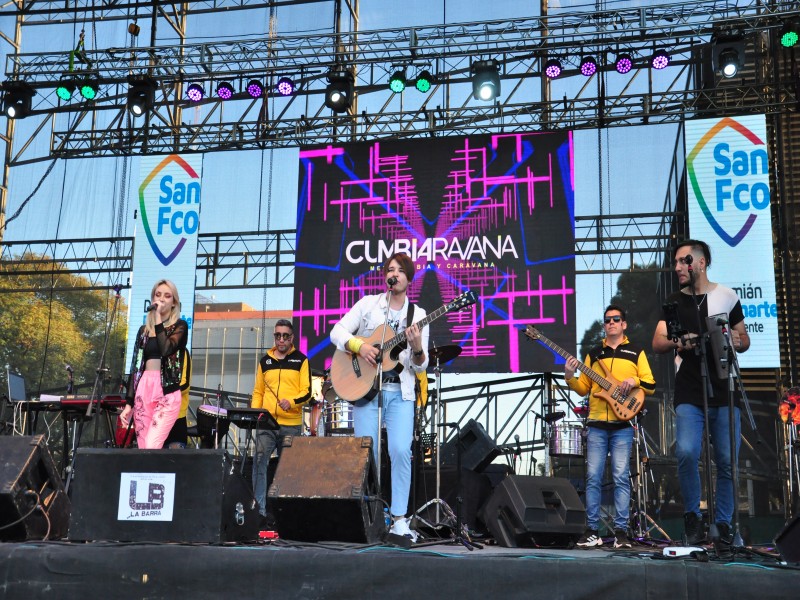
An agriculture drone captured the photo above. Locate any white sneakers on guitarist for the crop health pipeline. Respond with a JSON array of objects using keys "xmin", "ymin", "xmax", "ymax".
[{"xmin": 390, "ymin": 517, "xmax": 418, "ymax": 542}]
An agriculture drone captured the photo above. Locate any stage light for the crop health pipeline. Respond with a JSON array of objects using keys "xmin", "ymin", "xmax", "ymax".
[
  {"xmin": 216, "ymin": 81, "xmax": 234, "ymax": 100},
  {"xmin": 389, "ymin": 70, "xmax": 407, "ymax": 94},
  {"xmin": 186, "ymin": 82, "xmax": 204, "ymax": 102},
  {"xmin": 580, "ymin": 56, "xmax": 598, "ymax": 77},
  {"xmin": 2, "ymin": 80, "xmax": 35, "ymax": 119},
  {"xmin": 780, "ymin": 23, "xmax": 799, "ymax": 48},
  {"xmin": 713, "ymin": 35, "xmax": 744, "ymax": 79},
  {"xmin": 650, "ymin": 49, "xmax": 671, "ymax": 70},
  {"xmin": 246, "ymin": 79, "xmax": 264, "ymax": 99},
  {"xmin": 275, "ymin": 77, "xmax": 295, "ymax": 97},
  {"xmin": 78, "ymin": 76, "xmax": 99, "ymax": 101},
  {"xmin": 614, "ymin": 54, "xmax": 633, "ymax": 74},
  {"xmin": 55, "ymin": 78, "xmax": 74, "ymax": 101},
  {"xmin": 127, "ymin": 75, "xmax": 157, "ymax": 117},
  {"xmin": 471, "ymin": 59, "xmax": 500, "ymax": 101},
  {"xmin": 544, "ymin": 59, "xmax": 562, "ymax": 79},
  {"xmin": 324, "ymin": 69, "xmax": 354, "ymax": 113},
  {"xmin": 415, "ymin": 70, "xmax": 433, "ymax": 92}
]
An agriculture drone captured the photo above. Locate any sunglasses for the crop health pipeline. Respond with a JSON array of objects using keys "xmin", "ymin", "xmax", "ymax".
[
  {"xmin": 273, "ymin": 332, "xmax": 293, "ymax": 340},
  {"xmin": 603, "ymin": 316, "xmax": 623, "ymax": 324}
]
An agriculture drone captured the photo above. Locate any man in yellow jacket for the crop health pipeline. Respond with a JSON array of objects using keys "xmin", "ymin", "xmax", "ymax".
[
  {"xmin": 251, "ymin": 319, "xmax": 311, "ymax": 524},
  {"xmin": 564, "ymin": 304, "xmax": 655, "ymax": 549}
]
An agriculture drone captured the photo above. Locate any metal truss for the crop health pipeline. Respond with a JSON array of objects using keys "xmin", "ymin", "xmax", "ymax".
[
  {"xmin": 2, "ymin": 2, "xmax": 799, "ymax": 164},
  {"xmin": 0, "ymin": 229, "xmax": 296, "ymax": 291}
]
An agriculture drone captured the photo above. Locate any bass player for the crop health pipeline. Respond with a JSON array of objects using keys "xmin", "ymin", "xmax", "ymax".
[
  {"xmin": 564, "ymin": 304, "xmax": 656, "ymax": 549},
  {"xmin": 330, "ymin": 252, "xmax": 429, "ymax": 542}
]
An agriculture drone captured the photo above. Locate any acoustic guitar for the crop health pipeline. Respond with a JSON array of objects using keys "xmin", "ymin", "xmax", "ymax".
[
  {"xmin": 523, "ymin": 325, "xmax": 645, "ymax": 421},
  {"xmin": 331, "ymin": 291, "xmax": 477, "ymax": 402}
]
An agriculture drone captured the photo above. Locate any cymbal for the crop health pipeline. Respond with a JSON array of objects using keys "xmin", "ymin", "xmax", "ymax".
[
  {"xmin": 429, "ymin": 345, "xmax": 462, "ymax": 364},
  {"xmin": 311, "ymin": 368, "xmax": 328, "ymax": 378},
  {"xmin": 543, "ymin": 411, "xmax": 566, "ymax": 424}
]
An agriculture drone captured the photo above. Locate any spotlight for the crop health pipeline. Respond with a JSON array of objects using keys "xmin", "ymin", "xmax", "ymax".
[
  {"xmin": 389, "ymin": 70, "xmax": 406, "ymax": 93},
  {"xmin": 78, "ymin": 76, "xmax": 100, "ymax": 101},
  {"xmin": 246, "ymin": 79, "xmax": 264, "ymax": 99},
  {"xmin": 415, "ymin": 70, "xmax": 433, "ymax": 92},
  {"xmin": 55, "ymin": 77, "xmax": 75, "ymax": 101},
  {"xmin": 324, "ymin": 69, "xmax": 354, "ymax": 113},
  {"xmin": 127, "ymin": 75, "xmax": 157, "ymax": 117},
  {"xmin": 544, "ymin": 59, "xmax": 562, "ymax": 79},
  {"xmin": 780, "ymin": 23, "xmax": 799, "ymax": 48},
  {"xmin": 186, "ymin": 82, "xmax": 204, "ymax": 102},
  {"xmin": 471, "ymin": 59, "xmax": 500, "ymax": 101},
  {"xmin": 216, "ymin": 81, "xmax": 234, "ymax": 100},
  {"xmin": 614, "ymin": 54, "xmax": 633, "ymax": 74},
  {"xmin": 580, "ymin": 56, "xmax": 598, "ymax": 77},
  {"xmin": 275, "ymin": 77, "xmax": 295, "ymax": 97},
  {"xmin": 712, "ymin": 35, "xmax": 744, "ymax": 79},
  {"xmin": 2, "ymin": 80, "xmax": 36, "ymax": 119},
  {"xmin": 650, "ymin": 49, "xmax": 671, "ymax": 70}
]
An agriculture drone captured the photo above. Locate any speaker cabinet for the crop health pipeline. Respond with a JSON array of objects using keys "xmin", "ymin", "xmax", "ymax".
[
  {"xmin": 268, "ymin": 436, "xmax": 384, "ymax": 543},
  {"xmin": 440, "ymin": 419, "xmax": 500, "ymax": 473},
  {"xmin": 479, "ymin": 475, "xmax": 586, "ymax": 548},
  {"xmin": 0, "ymin": 435, "xmax": 70, "ymax": 541},
  {"xmin": 775, "ymin": 516, "xmax": 800, "ymax": 563},
  {"xmin": 68, "ymin": 448, "xmax": 259, "ymax": 543},
  {"xmin": 413, "ymin": 465, "xmax": 493, "ymax": 531}
]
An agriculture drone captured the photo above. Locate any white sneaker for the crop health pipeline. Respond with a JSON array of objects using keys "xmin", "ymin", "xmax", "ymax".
[{"xmin": 389, "ymin": 517, "xmax": 418, "ymax": 542}]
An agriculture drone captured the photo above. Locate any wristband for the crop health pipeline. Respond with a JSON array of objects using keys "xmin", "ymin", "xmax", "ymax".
[
  {"xmin": 347, "ymin": 338, "xmax": 365, "ymax": 354},
  {"xmin": 413, "ymin": 349, "xmax": 424, "ymax": 357}
]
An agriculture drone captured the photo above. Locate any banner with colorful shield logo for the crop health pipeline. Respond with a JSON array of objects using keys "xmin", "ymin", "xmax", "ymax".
[
  {"xmin": 685, "ymin": 115, "xmax": 778, "ymax": 368},
  {"xmin": 125, "ymin": 154, "xmax": 203, "ymax": 369}
]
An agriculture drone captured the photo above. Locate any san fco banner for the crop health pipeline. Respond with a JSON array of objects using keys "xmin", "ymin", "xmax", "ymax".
[
  {"xmin": 685, "ymin": 115, "xmax": 778, "ymax": 368},
  {"xmin": 294, "ymin": 132, "xmax": 576, "ymax": 374},
  {"xmin": 124, "ymin": 154, "xmax": 202, "ymax": 369}
]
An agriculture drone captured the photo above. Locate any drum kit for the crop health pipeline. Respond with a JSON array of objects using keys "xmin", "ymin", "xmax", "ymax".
[{"xmin": 302, "ymin": 370, "xmax": 354, "ymax": 437}]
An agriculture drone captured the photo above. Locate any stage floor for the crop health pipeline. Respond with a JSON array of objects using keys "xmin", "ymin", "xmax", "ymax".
[{"xmin": 1, "ymin": 534, "xmax": 797, "ymax": 600}]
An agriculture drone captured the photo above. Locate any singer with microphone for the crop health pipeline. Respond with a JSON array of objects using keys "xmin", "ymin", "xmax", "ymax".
[
  {"xmin": 565, "ymin": 304, "xmax": 655, "ymax": 549},
  {"xmin": 119, "ymin": 279, "xmax": 189, "ymax": 449},
  {"xmin": 652, "ymin": 239, "xmax": 749, "ymax": 546},
  {"xmin": 330, "ymin": 252, "xmax": 429, "ymax": 542}
]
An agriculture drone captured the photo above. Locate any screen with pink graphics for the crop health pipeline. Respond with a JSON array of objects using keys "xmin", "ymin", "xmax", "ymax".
[{"xmin": 294, "ymin": 132, "xmax": 576, "ymax": 374}]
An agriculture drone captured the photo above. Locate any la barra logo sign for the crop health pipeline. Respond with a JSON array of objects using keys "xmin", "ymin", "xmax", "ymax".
[
  {"xmin": 687, "ymin": 117, "xmax": 769, "ymax": 247},
  {"xmin": 139, "ymin": 155, "xmax": 201, "ymax": 266}
]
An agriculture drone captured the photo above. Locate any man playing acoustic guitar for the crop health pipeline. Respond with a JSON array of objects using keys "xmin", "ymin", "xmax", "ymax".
[
  {"xmin": 564, "ymin": 304, "xmax": 655, "ymax": 549},
  {"xmin": 330, "ymin": 252, "xmax": 429, "ymax": 541}
]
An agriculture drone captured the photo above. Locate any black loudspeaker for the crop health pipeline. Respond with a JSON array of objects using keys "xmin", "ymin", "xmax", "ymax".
[
  {"xmin": 478, "ymin": 475, "xmax": 586, "ymax": 548},
  {"xmin": 0, "ymin": 435, "xmax": 71, "ymax": 541},
  {"xmin": 413, "ymin": 465, "xmax": 493, "ymax": 531},
  {"xmin": 440, "ymin": 419, "xmax": 500, "ymax": 473},
  {"xmin": 68, "ymin": 448, "xmax": 259, "ymax": 543},
  {"xmin": 268, "ymin": 436, "xmax": 384, "ymax": 543},
  {"xmin": 775, "ymin": 516, "xmax": 800, "ymax": 563}
]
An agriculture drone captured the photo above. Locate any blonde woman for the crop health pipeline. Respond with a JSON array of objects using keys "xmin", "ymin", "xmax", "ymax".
[{"xmin": 120, "ymin": 280, "xmax": 189, "ymax": 449}]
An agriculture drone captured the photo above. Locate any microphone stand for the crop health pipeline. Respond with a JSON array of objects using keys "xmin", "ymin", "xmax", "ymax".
[
  {"xmin": 686, "ymin": 265, "xmax": 719, "ymax": 545},
  {"xmin": 374, "ymin": 286, "xmax": 394, "ymax": 495},
  {"xmin": 65, "ymin": 285, "xmax": 124, "ymax": 493}
]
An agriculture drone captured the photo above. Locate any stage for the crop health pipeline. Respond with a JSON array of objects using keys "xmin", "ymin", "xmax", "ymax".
[{"xmin": 0, "ymin": 535, "xmax": 797, "ymax": 599}]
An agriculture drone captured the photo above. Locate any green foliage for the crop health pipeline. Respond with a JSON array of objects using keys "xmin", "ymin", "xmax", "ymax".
[
  {"xmin": 578, "ymin": 265, "xmax": 662, "ymax": 363},
  {"xmin": 0, "ymin": 252, "xmax": 128, "ymax": 397}
]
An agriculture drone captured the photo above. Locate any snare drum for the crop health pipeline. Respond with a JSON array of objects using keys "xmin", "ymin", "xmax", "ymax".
[
  {"xmin": 325, "ymin": 399, "xmax": 354, "ymax": 435},
  {"xmin": 303, "ymin": 401, "xmax": 324, "ymax": 436},
  {"xmin": 549, "ymin": 422, "xmax": 584, "ymax": 457},
  {"xmin": 196, "ymin": 404, "xmax": 230, "ymax": 443}
]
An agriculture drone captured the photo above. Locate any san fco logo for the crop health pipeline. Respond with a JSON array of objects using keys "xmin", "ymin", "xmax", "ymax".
[
  {"xmin": 139, "ymin": 155, "xmax": 201, "ymax": 265},
  {"xmin": 687, "ymin": 118, "xmax": 769, "ymax": 247}
]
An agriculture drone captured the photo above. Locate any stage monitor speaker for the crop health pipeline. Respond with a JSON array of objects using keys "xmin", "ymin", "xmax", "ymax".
[
  {"xmin": 268, "ymin": 436, "xmax": 384, "ymax": 543},
  {"xmin": 479, "ymin": 475, "xmax": 586, "ymax": 548},
  {"xmin": 0, "ymin": 435, "xmax": 70, "ymax": 541},
  {"xmin": 68, "ymin": 448, "xmax": 259, "ymax": 543},
  {"xmin": 775, "ymin": 516, "xmax": 800, "ymax": 563},
  {"xmin": 440, "ymin": 419, "xmax": 500, "ymax": 473}
]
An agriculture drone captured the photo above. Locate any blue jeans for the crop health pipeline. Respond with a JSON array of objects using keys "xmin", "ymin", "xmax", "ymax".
[
  {"xmin": 675, "ymin": 403, "xmax": 741, "ymax": 525},
  {"xmin": 252, "ymin": 424, "xmax": 302, "ymax": 517},
  {"xmin": 585, "ymin": 425, "xmax": 634, "ymax": 532},
  {"xmin": 354, "ymin": 389, "xmax": 414, "ymax": 518}
]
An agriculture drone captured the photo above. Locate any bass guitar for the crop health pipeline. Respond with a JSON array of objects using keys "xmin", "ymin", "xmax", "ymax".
[
  {"xmin": 331, "ymin": 291, "xmax": 477, "ymax": 402},
  {"xmin": 523, "ymin": 325, "xmax": 645, "ymax": 421}
]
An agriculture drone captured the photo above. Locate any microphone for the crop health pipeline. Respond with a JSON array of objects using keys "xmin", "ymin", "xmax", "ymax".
[
  {"xmin": 514, "ymin": 434, "xmax": 522, "ymax": 456},
  {"xmin": 716, "ymin": 317, "xmax": 729, "ymax": 326},
  {"xmin": 683, "ymin": 254, "xmax": 693, "ymax": 265},
  {"xmin": 387, "ymin": 276, "xmax": 398, "ymax": 287},
  {"xmin": 145, "ymin": 303, "xmax": 158, "ymax": 312},
  {"xmin": 438, "ymin": 422, "xmax": 458, "ymax": 428},
  {"xmin": 65, "ymin": 364, "xmax": 73, "ymax": 373}
]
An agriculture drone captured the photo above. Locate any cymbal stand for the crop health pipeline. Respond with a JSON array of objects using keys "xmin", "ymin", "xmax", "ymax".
[{"xmin": 630, "ymin": 414, "xmax": 670, "ymax": 544}]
